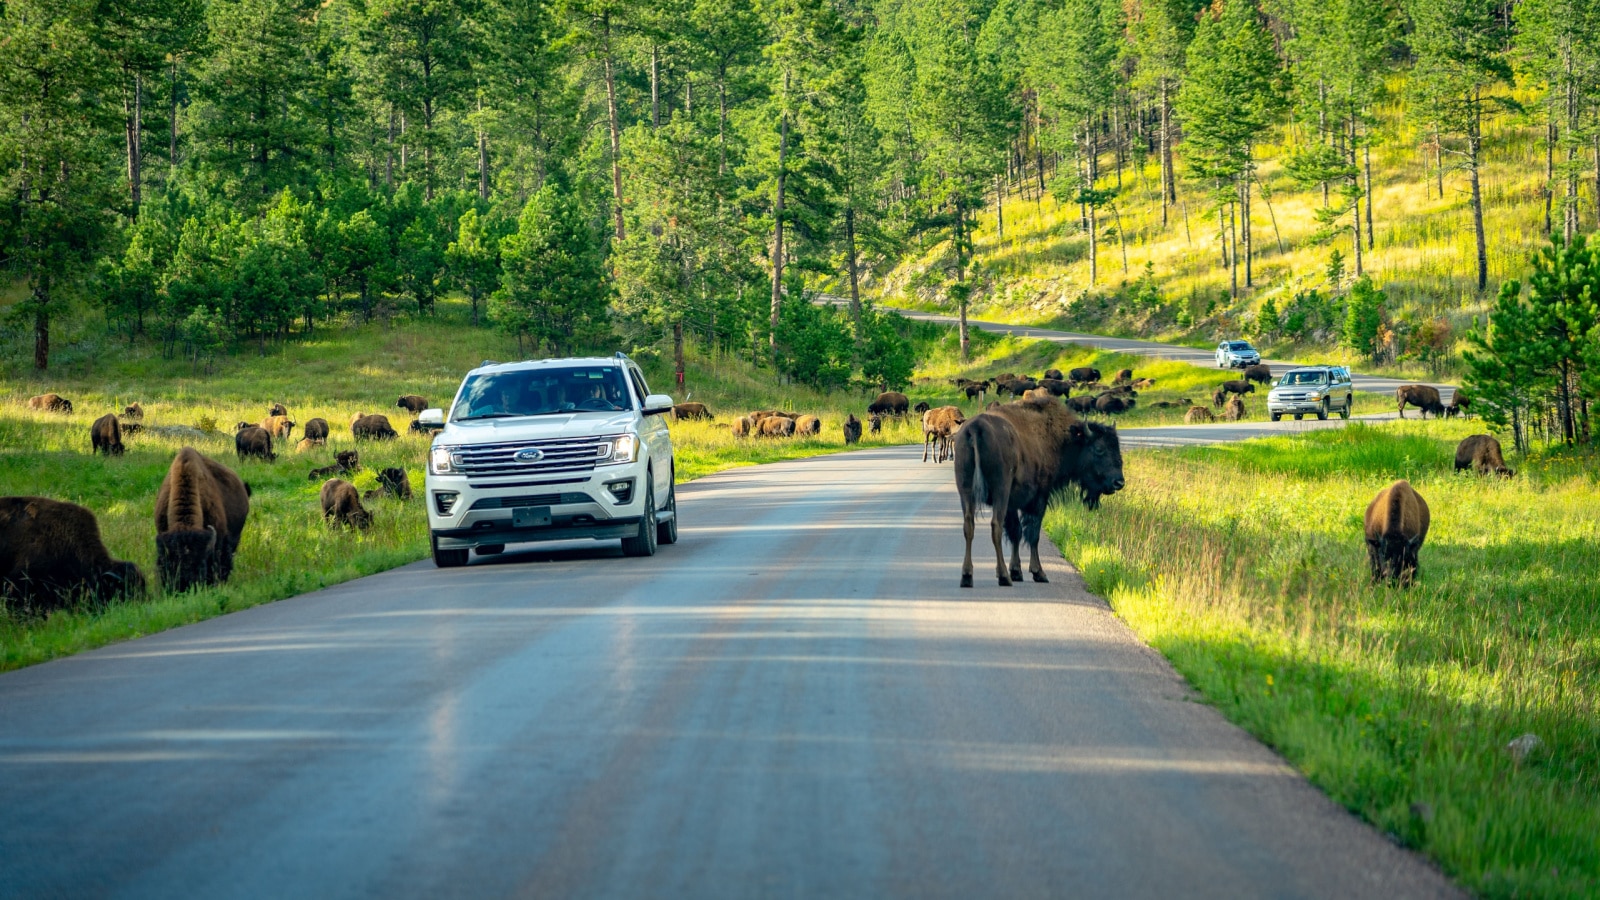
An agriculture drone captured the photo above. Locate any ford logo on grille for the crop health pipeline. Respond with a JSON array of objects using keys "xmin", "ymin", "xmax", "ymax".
[{"xmin": 513, "ymin": 448, "xmax": 545, "ymax": 462}]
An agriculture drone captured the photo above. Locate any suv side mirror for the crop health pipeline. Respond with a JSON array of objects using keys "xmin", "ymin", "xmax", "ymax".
[
  {"xmin": 418, "ymin": 408, "xmax": 445, "ymax": 428},
  {"xmin": 642, "ymin": 393, "xmax": 675, "ymax": 416}
]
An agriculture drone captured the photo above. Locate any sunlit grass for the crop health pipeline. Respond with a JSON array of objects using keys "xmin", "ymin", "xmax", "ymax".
[{"xmin": 1048, "ymin": 421, "xmax": 1600, "ymax": 896}]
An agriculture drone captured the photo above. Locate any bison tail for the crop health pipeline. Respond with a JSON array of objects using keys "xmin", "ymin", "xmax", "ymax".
[{"xmin": 969, "ymin": 439, "xmax": 988, "ymax": 509}]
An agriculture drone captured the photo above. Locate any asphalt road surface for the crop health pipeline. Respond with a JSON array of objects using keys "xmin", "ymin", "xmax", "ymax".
[{"xmin": 0, "ymin": 447, "xmax": 1459, "ymax": 898}]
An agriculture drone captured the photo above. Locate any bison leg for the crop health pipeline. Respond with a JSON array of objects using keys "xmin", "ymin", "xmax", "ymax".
[
  {"xmin": 1366, "ymin": 540, "xmax": 1384, "ymax": 584},
  {"xmin": 992, "ymin": 511, "xmax": 1010, "ymax": 587},
  {"xmin": 1022, "ymin": 511, "xmax": 1047, "ymax": 582},
  {"xmin": 960, "ymin": 503, "xmax": 976, "ymax": 589},
  {"xmin": 1003, "ymin": 508, "xmax": 1024, "ymax": 583}
]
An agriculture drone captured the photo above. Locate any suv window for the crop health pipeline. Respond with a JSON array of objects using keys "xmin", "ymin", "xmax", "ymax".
[
  {"xmin": 452, "ymin": 366, "xmax": 632, "ymax": 420},
  {"xmin": 1281, "ymin": 371, "xmax": 1328, "ymax": 385},
  {"xmin": 1228, "ymin": 341, "xmax": 1252, "ymax": 350}
]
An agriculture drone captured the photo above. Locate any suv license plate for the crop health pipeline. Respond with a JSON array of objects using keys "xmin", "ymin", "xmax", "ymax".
[{"xmin": 513, "ymin": 506, "xmax": 552, "ymax": 528}]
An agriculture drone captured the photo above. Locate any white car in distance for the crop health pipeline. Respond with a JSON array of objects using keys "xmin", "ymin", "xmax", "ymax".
[{"xmin": 420, "ymin": 353, "xmax": 678, "ymax": 567}]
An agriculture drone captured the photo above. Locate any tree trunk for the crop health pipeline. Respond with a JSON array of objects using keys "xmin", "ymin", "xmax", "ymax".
[
  {"xmin": 1088, "ymin": 201, "xmax": 1098, "ymax": 285},
  {"xmin": 604, "ymin": 22, "xmax": 625, "ymax": 240},
  {"xmin": 386, "ymin": 106, "xmax": 396, "ymax": 187},
  {"xmin": 1228, "ymin": 202, "xmax": 1238, "ymax": 298},
  {"xmin": 169, "ymin": 62, "xmax": 180, "ymax": 173},
  {"xmin": 1351, "ymin": 117, "xmax": 1363, "ymax": 277},
  {"xmin": 125, "ymin": 72, "xmax": 143, "ymax": 214},
  {"xmin": 1545, "ymin": 118, "xmax": 1556, "ymax": 235},
  {"xmin": 1363, "ymin": 132, "xmax": 1374, "ymax": 250},
  {"xmin": 651, "ymin": 45, "xmax": 661, "ymax": 129},
  {"xmin": 32, "ymin": 275, "xmax": 50, "ymax": 371},
  {"xmin": 1240, "ymin": 170, "xmax": 1252, "ymax": 287},
  {"xmin": 1565, "ymin": 52, "xmax": 1579, "ymax": 241},
  {"xmin": 674, "ymin": 319, "xmax": 684, "ymax": 388},
  {"xmin": 846, "ymin": 204, "xmax": 862, "ymax": 348},
  {"xmin": 1468, "ymin": 88, "xmax": 1487, "ymax": 292},
  {"xmin": 995, "ymin": 174, "xmax": 1004, "ymax": 241},
  {"xmin": 1159, "ymin": 82, "xmax": 1172, "ymax": 227},
  {"xmin": 477, "ymin": 98, "xmax": 490, "ymax": 200},
  {"xmin": 769, "ymin": 81, "xmax": 790, "ymax": 351},
  {"xmin": 955, "ymin": 203, "xmax": 969, "ymax": 362}
]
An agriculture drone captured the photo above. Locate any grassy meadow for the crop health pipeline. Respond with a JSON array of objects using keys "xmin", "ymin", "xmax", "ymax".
[
  {"xmin": 0, "ymin": 301, "xmax": 932, "ymax": 670},
  {"xmin": 1047, "ymin": 420, "xmax": 1599, "ymax": 896}
]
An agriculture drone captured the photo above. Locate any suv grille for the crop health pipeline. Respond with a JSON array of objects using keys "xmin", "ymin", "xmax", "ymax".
[
  {"xmin": 468, "ymin": 492, "xmax": 593, "ymax": 510},
  {"xmin": 454, "ymin": 438, "xmax": 611, "ymax": 478}
]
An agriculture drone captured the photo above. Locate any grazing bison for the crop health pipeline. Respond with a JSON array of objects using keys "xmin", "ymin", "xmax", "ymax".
[
  {"xmin": 731, "ymin": 416, "xmax": 753, "ymax": 437},
  {"xmin": 1364, "ymin": 480, "xmax": 1430, "ymax": 586},
  {"xmin": 673, "ymin": 402, "xmax": 713, "ymax": 421},
  {"xmin": 794, "ymin": 414, "xmax": 822, "ymax": 436},
  {"xmin": 1043, "ymin": 368, "xmax": 1064, "ymax": 381},
  {"xmin": 1242, "ymin": 364, "xmax": 1272, "ymax": 386},
  {"xmin": 1185, "ymin": 406, "xmax": 1215, "ymax": 424},
  {"xmin": 1212, "ymin": 387, "xmax": 1228, "ymax": 409},
  {"xmin": 953, "ymin": 394, "xmax": 1125, "ymax": 587},
  {"xmin": 1065, "ymin": 395, "xmax": 1098, "ymax": 414},
  {"xmin": 1149, "ymin": 399, "xmax": 1191, "ymax": 409},
  {"xmin": 27, "ymin": 393, "xmax": 72, "ymax": 412},
  {"xmin": 869, "ymin": 414, "xmax": 883, "ymax": 435},
  {"xmin": 1131, "ymin": 378, "xmax": 1156, "ymax": 389},
  {"xmin": 1221, "ymin": 379, "xmax": 1256, "ymax": 396},
  {"xmin": 155, "ymin": 447, "xmax": 251, "ymax": 591},
  {"xmin": 1445, "ymin": 390, "xmax": 1471, "ymax": 419},
  {"xmin": 964, "ymin": 380, "xmax": 992, "ymax": 401},
  {"xmin": 234, "ymin": 425, "xmax": 275, "ymax": 461},
  {"xmin": 268, "ymin": 402, "xmax": 288, "ymax": 417},
  {"xmin": 303, "ymin": 418, "xmax": 330, "ymax": 442},
  {"xmin": 308, "ymin": 450, "xmax": 361, "ymax": 481},
  {"xmin": 364, "ymin": 467, "xmax": 413, "ymax": 501},
  {"xmin": 91, "ymin": 414, "xmax": 125, "ymax": 456},
  {"xmin": 759, "ymin": 415, "xmax": 796, "ymax": 437},
  {"xmin": 922, "ymin": 406, "xmax": 965, "ymax": 463},
  {"xmin": 1397, "ymin": 384, "xmax": 1446, "ymax": 419},
  {"xmin": 260, "ymin": 415, "xmax": 296, "ymax": 440},
  {"xmin": 1067, "ymin": 367, "xmax": 1100, "ymax": 385},
  {"xmin": 867, "ymin": 391, "xmax": 910, "ymax": 416},
  {"xmin": 1, "ymin": 497, "xmax": 145, "ymax": 612},
  {"xmin": 1036, "ymin": 378, "xmax": 1072, "ymax": 397},
  {"xmin": 1095, "ymin": 393, "xmax": 1136, "ymax": 415},
  {"xmin": 1114, "ymin": 368, "xmax": 1134, "ymax": 383},
  {"xmin": 352, "ymin": 413, "xmax": 399, "ymax": 440},
  {"xmin": 295, "ymin": 437, "xmax": 324, "ymax": 453},
  {"xmin": 1223, "ymin": 395, "xmax": 1246, "ymax": 422},
  {"xmin": 914, "ymin": 401, "xmax": 931, "ymax": 414},
  {"xmin": 396, "ymin": 395, "xmax": 429, "ymax": 415},
  {"xmin": 321, "ymin": 479, "xmax": 374, "ymax": 530},
  {"xmin": 843, "ymin": 414, "xmax": 863, "ymax": 445},
  {"xmin": 122, "ymin": 402, "xmax": 144, "ymax": 419},
  {"xmin": 1455, "ymin": 435, "xmax": 1514, "ymax": 476}
]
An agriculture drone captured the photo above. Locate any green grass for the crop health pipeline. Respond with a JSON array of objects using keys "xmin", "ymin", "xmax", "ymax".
[
  {"xmin": 0, "ymin": 300, "xmax": 923, "ymax": 670},
  {"xmin": 1046, "ymin": 421, "xmax": 1600, "ymax": 897}
]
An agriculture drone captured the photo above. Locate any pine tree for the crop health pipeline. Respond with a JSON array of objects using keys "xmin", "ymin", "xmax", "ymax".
[{"xmin": 491, "ymin": 184, "xmax": 610, "ymax": 356}]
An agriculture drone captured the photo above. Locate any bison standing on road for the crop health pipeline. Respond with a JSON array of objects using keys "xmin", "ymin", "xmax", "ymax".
[
  {"xmin": 952, "ymin": 394, "xmax": 1125, "ymax": 587},
  {"xmin": 1, "ymin": 497, "xmax": 145, "ymax": 612},
  {"xmin": 155, "ymin": 447, "xmax": 251, "ymax": 591},
  {"xmin": 321, "ymin": 479, "xmax": 374, "ymax": 529},
  {"xmin": 867, "ymin": 391, "xmax": 910, "ymax": 417},
  {"xmin": 352, "ymin": 413, "xmax": 400, "ymax": 440},
  {"xmin": 843, "ymin": 414, "xmax": 863, "ymax": 444},
  {"xmin": 1364, "ymin": 480, "xmax": 1430, "ymax": 586},
  {"xmin": 1455, "ymin": 435, "xmax": 1514, "ymax": 476},
  {"xmin": 1397, "ymin": 384, "xmax": 1446, "ymax": 419},
  {"xmin": 91, "ymin": 414, "xmax": 125, "ymax": 456},
  {"xmin": 922, "ymin": 406, "xmax": 965, "ymax": 463},
  {"xmin": 234, "ymin": 425, "xmax": 276, "ymax": 461}
]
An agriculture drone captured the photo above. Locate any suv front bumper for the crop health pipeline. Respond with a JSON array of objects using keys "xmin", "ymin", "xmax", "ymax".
[{"xmin": 425, "ymin": 466, "xmax": 648, "ymax": 550}]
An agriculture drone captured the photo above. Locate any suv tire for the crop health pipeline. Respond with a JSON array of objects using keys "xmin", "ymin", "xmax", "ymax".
[
  {"xmin": 1340, "ymin": 397, "xmax": 1351, "ymax": 420},
  {"xmin": 432, "ymin": 533, "xmax": 469, "ymax": 568},
  {"xmin": 656, "ymin": 476, "xmax": 678, "ymax": 545},
  {"xmin": 621, "ymin": 480, "xmax": 658, "ymax": 557},
  {"xmin": 1316, "ymin": 399, "xmax": 1329, "ymax": 421}
]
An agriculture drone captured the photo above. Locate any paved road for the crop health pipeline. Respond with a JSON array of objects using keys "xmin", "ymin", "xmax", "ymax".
[
  {"xmin": 0, "ymin": 447, "xmax": 1458, "ymax": 898},
  {"xmin": 840, "ymin": 301, "xmax": 1457, "ymax": 401}
]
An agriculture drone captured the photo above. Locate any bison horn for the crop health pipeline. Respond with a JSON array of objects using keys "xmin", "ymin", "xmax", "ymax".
[{"xmin": 204, "ymin": 525, "xmax": 218, "ymax": 554}]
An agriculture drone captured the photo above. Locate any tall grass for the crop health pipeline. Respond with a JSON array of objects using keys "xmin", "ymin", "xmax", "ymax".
[{"xmin": 1047, "ymin": 421, "xmax": 1599, "ymax": 897}]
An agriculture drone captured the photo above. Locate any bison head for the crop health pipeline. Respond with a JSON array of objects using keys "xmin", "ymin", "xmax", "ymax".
[
  {"xmin": 95, "ymin": 561, "xmax": 147, "ymax": 603},
  {"xmin": 156, "ymin": 526, "xmax": 218, "ymax": 593},
  {"xmin": 1068, "ymin": 421, "xmax": 1125, "ymax": 510}
]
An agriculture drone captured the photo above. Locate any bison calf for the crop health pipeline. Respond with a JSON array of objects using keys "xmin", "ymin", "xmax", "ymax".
[
  {"xmin": 321, "ymin": 479, "xmax": 374, "ymax": 530},
  {"xmin": 1185, "ymin": 406, "xmax": 1215, "ymax": 424},
  {"xmin": 843, "ymin": 414, "xmax": 863, "ymax": 444},
  {"xmin": 1364, "ymin": 480, "xmax": 1430, "ymax": 586},
  {"xmin": 91, "ymin": 414, "xmax": 125, "ymax": 456},
  {"xmin": 1, "ymin": 497, "xmax": 145, "ymax": 612},
  {"xmin": 260, "ymin": 415, "xmax": 296, "ymax": 440},
  {"xmin": 1455, "ymin": 434, "xmax": 1514, "ymax": 477}
]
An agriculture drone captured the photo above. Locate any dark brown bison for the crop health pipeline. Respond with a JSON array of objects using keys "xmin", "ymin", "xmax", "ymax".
[
  {"xmin": 155, "ymin": 447, "xmax": 251, "ymax": 591},
  {"xmin": 1149, "ymin": 399, "xmax": 1191, "ymax": 409},
  {"xmin": 396, "ymin": 395, "xmax": 429, "ymax": 415},
  {"xmin": 1094, "ymin": 393, "xmax": 1136, "ymax": 415},
  {"xmin": 1, "ymin": 497, "xmax": 145, "ymax": 612},
  {"xmin": 922, "ymin": 406, "xmax": 965, "ymax": 463},
  {"xmin": 1397, "ymin": 384, "xmax": 1446, "ymax": 419},
  {"xmin": 268, "ymin": 402, "xmax": 288, "ymax": 417},
  {"xmin": 1036, "ymin": 378, "xmax": 1072, "ymax": 397},
  {"xmin": 867, "ymin": 391, "xmax": 910, "ymax": 416},
  {"xmin": 351, "ymin": 413, "xmax": 399, "ymax": 440},
  {"xmin": 759, "ymin": 415, "xmax": 796, "ymax": 437},
  {"xmin": 364, "ymin": 467, "xmax": 413, "ymax": 501},
  {"xmin": 303, "ymin": 418, "xmax": 330, "ymax": 441},
  {"xmin": 235, "ymin": 425, "xmax": 275, "ymax": 461},
  {"xmin": 1114, "ymin": 368, "xmax": 1134, "ymax": 383},
  {"xmin": 730, "ymin": 416, "xmax": 753, "ymax": 437},
  {"xmin": 1365, "ymin": 480, "xmax": 1430, "ymax": 586},
  {"xmin": 1043, "ymin": 368, "xmax": 1064, "ymax": 381},
  {"xmin": 1066, "ymin": 395, "xmax": 1098, "ymax": 414},
  {"xmin": 794, "ymin": 414, "xmax": 822, "ymax": 436},
  {"xmin": 1455, "ymin": 435, "xmax": 1514, "ymax": 476},
  {"xmin": 869, "ymin": 414, "xmax": 882, "ymax": 434},
  {"xmin": 308, "ymin": 450, "xmax": 361, "ymax": 481},
  {"xmin": 1185, "ymin": 406, "xmax": 1215, "ymax": 423},
  {"xmin": 1445, "ymin": 390, "xmax": 1471, "ymax": 419},
  {"xmin": 91, "ymin": 414, "xmax": 125, "ymax": 456},
  {"xmin": 27, "ymin": 393, "xmax": 72, "ymax": 412},
  {"xmin": 953, "ymin": 395, "xmax": 1125, "ymax": 587},
  {"xmin": 843, "ymin": 414, "xmax": 863, "ymax": 444},
  {"xmin": 1221, "ymin": 380, "xmax": 1256, "ymax": 396},
  {"xmin": 321, "ymin": 479, "xmax": 373, "ymax": 530},
  {"xmin": 673, "ymin": 402, "xmax": 713, "ymax": 421},
  {"xmin": 914, "ymin": 401, "xmax": 931, "ymax": 414},
  {"xmin": 260, "ymin": 415, "xmax": 296, "ymax": 440},
  {"xmin": 1068, "ymin": 367, "xmax": 1101, "ymax": 384},
  {"xmin": 964, "ymin": 380, "xmax": 992, "ymax": 401},
  {"xmin": 122, "ymin": 402, "xmax": 144, "ymax": 419},
  {"xmin": 1000, "ymin": 378, "xmax": 1041, "ymax": 397},
  {"xmin": 1242, "ymin": 364, "xmax": 1272, "ymax": 385}
]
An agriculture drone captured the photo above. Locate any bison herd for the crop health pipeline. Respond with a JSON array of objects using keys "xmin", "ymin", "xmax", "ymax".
[{"xmin": 3, "ymin": 394, "xmax": 429, "ymax": 616}]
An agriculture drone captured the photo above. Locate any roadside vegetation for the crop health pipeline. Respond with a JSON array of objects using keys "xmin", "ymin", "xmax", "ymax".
[{"xmin": 1047, "ymin": 421, "xmax": 1599, "ymax": 896}]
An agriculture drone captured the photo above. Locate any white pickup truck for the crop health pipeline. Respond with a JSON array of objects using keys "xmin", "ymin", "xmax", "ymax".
[{"xmin": 420, "ymin": 353, "xmax": 679, "ymax": 567}]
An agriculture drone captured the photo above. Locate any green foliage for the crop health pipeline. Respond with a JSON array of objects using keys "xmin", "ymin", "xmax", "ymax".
[
  {"xmin": 490, "ymin": 183, "xmax": 610, "ymax": 356},
  {"xmin": 1342, "ymin": 275, "xmax": 1386, "ymax": 360},
  {"xmin": 856, "ymin": 306, "xmax": 915, "ymax": 390},
  {"xmin": 774, "ymin": 294, "xmax": 852, "ymax": 390},
  {"xmin": 1255, "ymin": 293, "xmax": 1279, "ymax": 340}
]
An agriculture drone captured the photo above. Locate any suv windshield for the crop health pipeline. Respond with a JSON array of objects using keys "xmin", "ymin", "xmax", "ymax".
[
  {"xmin": 1280, "ymin": 370, "xmax": 1328, "ymax": 386},
  {"xmin": 452, "ymin": 366, "xmax": 633, "ymax": 420},
  {"xmin": 1228, "ymin": 341, "xmax": 1253, "ymax": 350}
]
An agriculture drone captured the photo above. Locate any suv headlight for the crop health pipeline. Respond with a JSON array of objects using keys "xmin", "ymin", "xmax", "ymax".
[
  {"xmin": 597, "ymin": 433, "xmax": 638, "ymax": 465},
  {"xmin": 429, "ymin": 445, "xmax": 463, "ymax": 474},
  {"xmin": 1307, "ymin": 392, "xmax": 1322, "ymax": 400}
]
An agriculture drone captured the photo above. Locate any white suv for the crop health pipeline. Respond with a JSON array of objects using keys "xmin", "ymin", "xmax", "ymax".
[
  {"xmin": 1215, "ymin": 340, "xmax": 1262, "ymax": 368},
  {"xmin": 420, "ymin": 353, "xmax": 678, "ymax": 567}
]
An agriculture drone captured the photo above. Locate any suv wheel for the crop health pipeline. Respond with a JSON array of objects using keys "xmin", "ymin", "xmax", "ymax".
[
  {"xmin": 1340, "ymin": 396, "xmax": 1351, "ymax": 420},
  {"xmin": 1316, "ymin": 399, "xmax": 1329, "ymax": 421},
  {"xmin": 621, "ymin": 480, "xmax": 658, "ymax": 557},
  {"xmin": 431, "ymin": 533, "xmax": 469, "ymax": 568},
  {"xmin": 656, "ymin": 475, "xmax": 679, "ymax": 545},
  {"xmin": 1270, "ymin": 413, "xmax": 1281, "ymax": 422}
]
